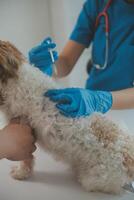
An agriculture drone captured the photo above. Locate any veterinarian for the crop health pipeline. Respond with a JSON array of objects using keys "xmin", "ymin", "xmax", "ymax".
[{"xmin": 28, "ymin": 0, "xmax": 134, "ymax": 118}]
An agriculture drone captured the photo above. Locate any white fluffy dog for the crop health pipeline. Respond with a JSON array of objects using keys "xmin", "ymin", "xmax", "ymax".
[{"xmin": 0, "ymin": 40, "xmax": 134, "ymax": 194}]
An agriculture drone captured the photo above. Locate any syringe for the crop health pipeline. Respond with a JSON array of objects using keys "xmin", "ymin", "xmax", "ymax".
[{"xmin": 47, "ymin": 40, "xmax": 57, "ymax": 76}]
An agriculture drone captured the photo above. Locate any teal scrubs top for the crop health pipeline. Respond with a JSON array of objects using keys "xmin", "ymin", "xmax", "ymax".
[{"xmin": 70, "ymin": 0, "xmax": 134, "ymax": 91}]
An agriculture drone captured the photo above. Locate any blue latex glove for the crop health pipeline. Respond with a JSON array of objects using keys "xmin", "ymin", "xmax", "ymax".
[
  {"xmin": 28, "ymin": 37, "xmax": 58, "ymax": 76},
  {"xmin": 45, "ymin": 88, "xmax": 113, "ymax": 118}
]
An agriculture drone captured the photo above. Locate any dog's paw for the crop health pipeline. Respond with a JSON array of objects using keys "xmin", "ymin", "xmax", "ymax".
[{"xmin": 10, "ymin": 165, "xmax": 32, "ymax": 180}]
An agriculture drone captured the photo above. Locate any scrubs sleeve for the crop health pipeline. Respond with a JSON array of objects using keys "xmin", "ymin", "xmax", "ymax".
[{"xmin": 70, "ymin": 0, "xmax": 97, "ymax": 48}]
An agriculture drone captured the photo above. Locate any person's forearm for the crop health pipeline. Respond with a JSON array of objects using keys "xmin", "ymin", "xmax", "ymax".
[
  {"xmin": 53, "ymin": 55, "xmax": 73, "ymax": 78},
  {"xmin": 111, "ymin": 88, "xmax": 134, "ymax": 109},
  {"xmin": 53, "ymin": 40, "xmax": 85, "ymax": 78}
]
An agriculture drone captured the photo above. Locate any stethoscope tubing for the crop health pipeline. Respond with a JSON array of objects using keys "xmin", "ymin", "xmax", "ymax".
[{"xmin": 93, "ymin": 0, "xmax": 113, "ymax": 70}]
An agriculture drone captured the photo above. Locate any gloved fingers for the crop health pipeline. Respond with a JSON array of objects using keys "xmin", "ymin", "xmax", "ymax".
[
  {"xmin": 30, "ymin": 43, "xmax": 56, "ymax": 56},
  {"xmin": 41, "ymin": 42, "xmax": 56, "ymax": 51},
  {"xmin": 56, "ymin": 105, "xmax": 77, "ymax": 116},
  {"xmin": 42, "ymin": 37, "xmax": 52, "ymax": 45},
  {"xmin": 42, "ymin": 38, "xmax": 57, "ymax": 51},
  {"xmin": 45, "ymin": 88, "xmax": 77, "ymax": 97},
  {"xmin": 58, "ymin": 98, "xmax": 94, "ymax": 118},
  {"xmin": 56, "ymin": 97, "xmax": 79, "ymax": 113},
  {"xmin": 59, "ymin": 107, "xmax": 94, "ymax": 118},
  {"xmin": 45, "ymin": 89, "xmax": 68, "ymax": 97},
  {"xmin": 49, "ymin": 94, "xmax": 73, "ymax": 105},
  {"xmin": 29, "ymin": 41, "xmax": 56, "ymax": 58},
  {"xmin": 62, "ymin": 101, "xmax": 80, "ymax": 115},
  {"xmin": 29, "ymin": 51, "xmax": 58, "ymax": 64}
]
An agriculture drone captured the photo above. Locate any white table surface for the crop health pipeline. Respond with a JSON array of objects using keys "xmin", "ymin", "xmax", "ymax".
[{"xmin": 0, "ymin": 110, "xmax": 134, "ymax": 200}]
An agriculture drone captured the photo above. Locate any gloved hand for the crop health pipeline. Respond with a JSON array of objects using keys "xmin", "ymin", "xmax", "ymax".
[
  {"xmin": 28, "ymin": 37, "xmax": 58, "ymax": 76},
  {"xmin": 45, "ymin": 88, "xmax": 113, "ymax": 118}
]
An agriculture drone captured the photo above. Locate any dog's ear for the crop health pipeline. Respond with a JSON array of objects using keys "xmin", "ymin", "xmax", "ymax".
[{"xmin": 0, "ymin": 41, "xmax": 25, "ymax": 83}]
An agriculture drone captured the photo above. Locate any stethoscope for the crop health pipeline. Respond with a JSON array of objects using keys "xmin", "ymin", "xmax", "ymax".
[
  {"xmin": 93, "ymin": 0, "xmax": 113, "ymax": 70},
  {"xmin": 93, "ymin": 0, "xmax": 134, "ymax": 70}
]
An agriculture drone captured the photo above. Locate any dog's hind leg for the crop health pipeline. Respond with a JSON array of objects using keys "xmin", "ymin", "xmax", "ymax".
[{"xmin": 10, "ymin": 155, "xmax": 34, "ymax": 180}]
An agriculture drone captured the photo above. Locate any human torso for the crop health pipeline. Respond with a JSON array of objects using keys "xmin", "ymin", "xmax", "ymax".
[{"xmin": 86, "ymin": 0, "xmax": 134, "ymax": 91}]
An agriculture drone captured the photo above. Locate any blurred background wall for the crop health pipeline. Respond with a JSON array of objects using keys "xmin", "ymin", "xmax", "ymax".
[{"xmin": 0, "ymin": 0, "xmax": 90, "ymax": 87}]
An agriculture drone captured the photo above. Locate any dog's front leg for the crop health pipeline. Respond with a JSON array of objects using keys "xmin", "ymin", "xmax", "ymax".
[{"xmin": 10, "ymin": 155, "xmax": 35, "ymax": 180}]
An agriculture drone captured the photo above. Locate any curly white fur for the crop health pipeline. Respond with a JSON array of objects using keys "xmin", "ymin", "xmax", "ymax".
[{"xmin": 1, "ymin": 63, "xmax": 134, "ymax": 194}]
